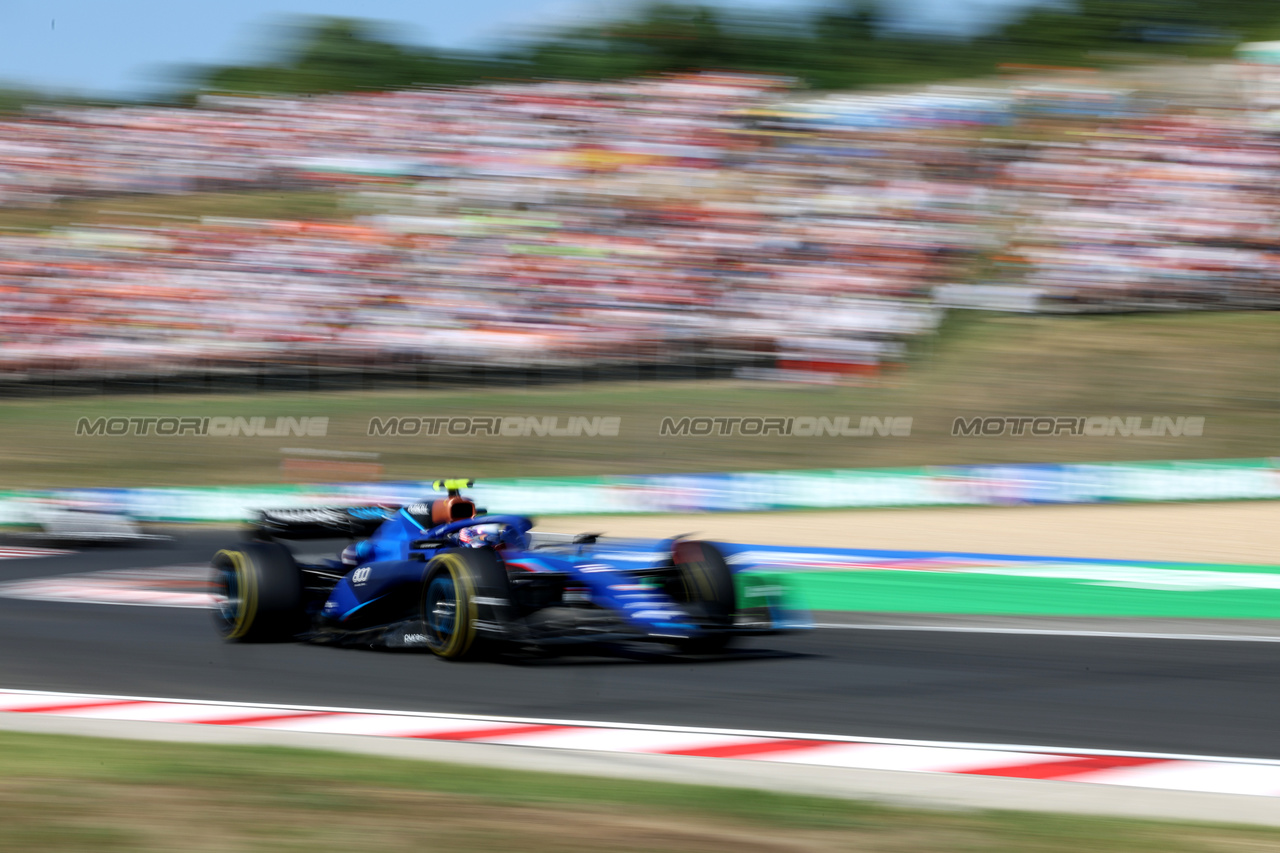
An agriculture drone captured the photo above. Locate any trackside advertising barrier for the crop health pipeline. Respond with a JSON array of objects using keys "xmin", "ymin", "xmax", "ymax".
[{"xmin": 0, "ymin": 458, "xmax": 1277, "ymax": 524}]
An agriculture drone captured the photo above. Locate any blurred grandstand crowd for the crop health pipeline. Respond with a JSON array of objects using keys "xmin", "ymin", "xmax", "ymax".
[
  {"xmin": 1001, "ymin": 113, "xmax": 1280, "ymax": 307},
  {"xmin": 0, "ymin": 71, "xmax": 1276, "ymax": 380}
]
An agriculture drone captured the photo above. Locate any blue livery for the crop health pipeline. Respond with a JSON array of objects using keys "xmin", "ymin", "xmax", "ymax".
[{"xmin": 212, "ymin": 480, "xmax": 803, "ymax": 658}]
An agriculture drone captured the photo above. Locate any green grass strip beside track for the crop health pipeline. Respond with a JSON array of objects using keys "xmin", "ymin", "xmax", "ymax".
[
  {"xmin": 751, "ymin": 562, "xmax": 1280, "ymax": 619},
  {"xmin": 2, "ymin": 730, "xmax": 1279, "ymax": 851}
]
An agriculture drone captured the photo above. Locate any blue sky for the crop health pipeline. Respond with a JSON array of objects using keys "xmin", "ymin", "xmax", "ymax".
[{"xmin": 0, "ymin": 0, "xmax": 1039, "ymax": 97}]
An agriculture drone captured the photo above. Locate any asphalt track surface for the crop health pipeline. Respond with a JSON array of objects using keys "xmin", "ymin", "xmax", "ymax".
[{"xmin": 2, "ymin": 531, "xmax": 1278, "ymax": 761}]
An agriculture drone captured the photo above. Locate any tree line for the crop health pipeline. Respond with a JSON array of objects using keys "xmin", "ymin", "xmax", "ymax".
[
  {"xmin": 188, "ymin": 1, "xmax": 1280, "ymax": 96},
  {"xmin": 7, "ymin": 0, "xmax": 1278, "ymax": 109}
]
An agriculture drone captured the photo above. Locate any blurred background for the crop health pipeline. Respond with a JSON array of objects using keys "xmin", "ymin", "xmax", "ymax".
[
  {"xmin": 1, "ymin": 0, "xmax": 1279, "ymax": 487},
  {"xmin": 6, "ymin": 10, "xmax": 1280, "ymax": 849}
]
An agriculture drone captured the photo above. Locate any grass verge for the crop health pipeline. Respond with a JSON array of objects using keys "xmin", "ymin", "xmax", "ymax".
[
  {"xmin": 1, "ymin": 730, "xmax": 1278, "ymax": 852},
  {"xmin": 1, "ymin": 312, "xmax": 1277, "ymax": 488}
]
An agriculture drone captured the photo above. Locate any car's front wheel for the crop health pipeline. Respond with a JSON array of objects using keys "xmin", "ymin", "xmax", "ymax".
[
  {"xmin": 420, "ymin": 548, "xmax": 510, "ymax": 660},
  {"xmin": 667, "ymin": 540, "xmax": 736, "ymax": 654}
]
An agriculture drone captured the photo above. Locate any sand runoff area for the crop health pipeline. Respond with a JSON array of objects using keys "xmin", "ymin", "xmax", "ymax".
[{"xmin": 537, "ymin": 501, "xmax": 1280, "ymax": 565}]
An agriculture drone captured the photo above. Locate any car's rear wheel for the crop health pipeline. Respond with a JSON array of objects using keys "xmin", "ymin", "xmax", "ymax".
[
  {"xmin": 667, "ymin": 540, "xmax": 736, "ymax": 654},
  {"xmin": 211, "ymin": 542, "xmax": 304, "ymax": 642},
  {"xmin": 421, "ymin": 549, "xmax": 510, "ymax": 660}
]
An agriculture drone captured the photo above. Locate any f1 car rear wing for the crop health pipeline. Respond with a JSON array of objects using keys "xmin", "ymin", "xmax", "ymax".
[{"xmin": 252, "ymin": 506, "xmax": 395, "ymax": 540}]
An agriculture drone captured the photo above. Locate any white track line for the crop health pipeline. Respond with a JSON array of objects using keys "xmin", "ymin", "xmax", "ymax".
[{"xmin": 815, "ymin": 623, "xmax": 1280, "ymax": 642}]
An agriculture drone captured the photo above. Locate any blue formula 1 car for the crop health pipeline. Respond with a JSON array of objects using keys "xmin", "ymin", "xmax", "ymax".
[{"xmin": 212, "ymin": 480, "xmax": 800, "ymax": 659}]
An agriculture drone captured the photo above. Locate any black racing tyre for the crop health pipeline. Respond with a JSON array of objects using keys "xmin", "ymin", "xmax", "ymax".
[
  {"xmin": 211, "ymin": 542, "xmax": 304, "ymax": 642},
  {"xmin": 670, "ymin": 540, "xmax": 736, "ymax": 624},
  {"xmin": 668, "ymin": 540, "xmax": 736, "ymax": 654},
  {"xmin": 420, "ymin": 548, "xmax": 511, "ymax": 660}
]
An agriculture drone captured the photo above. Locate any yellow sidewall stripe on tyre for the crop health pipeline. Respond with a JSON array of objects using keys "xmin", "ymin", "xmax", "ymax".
[
  {"xmin": 431, "ymin": 554, "xmax": 478, "ymax": 659},
  {"xmin": 216, "ymin": 549, "xmax": 256, "ymax": 641}
]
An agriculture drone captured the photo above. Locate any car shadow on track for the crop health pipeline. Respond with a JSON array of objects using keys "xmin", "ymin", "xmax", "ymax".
[
  {"xmin": 494, "ymin": 645, "xmax": 816, "ymax": 668},
  {"xmin": 323, "ymin": 637, "xmax": 816, "ymax": 667}
]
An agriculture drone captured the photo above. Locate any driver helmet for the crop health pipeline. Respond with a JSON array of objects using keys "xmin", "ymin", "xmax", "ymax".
[
  {"xmin": 458, "ymin": 523, "xmax": 527, "ymax": 551},
  {"xmin": 458, "ymin": 523, "xmax": 502, "ymax": 548}
]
